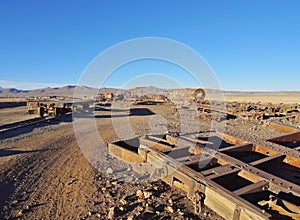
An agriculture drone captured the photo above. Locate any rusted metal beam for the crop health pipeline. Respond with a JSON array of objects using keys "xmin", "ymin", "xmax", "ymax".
[
  {"xmin": 233, "ymin": 180, "xmax": 269, "ymax": 196},
  {"xmin": 269, "ymin": 131, "xmax": 300, "ymax": 143},
  {"xmin": 107, "ymin": 142, "xmax": 144, "ymax": 163},
  {"xmin": 138, "ymin": 141, "xmax": 271, "ymax": 219},
  {"xmin": 250, "ymin": 154, "xmax": 285, "ymax": 166},
  {"xmin": 179, "ymin": 136, "xmax": 213, "ymax": 145},
  {"xmin": 203, "ymin": 166, "xmax": 240, "ymax": 180},
  {"xmin": 220, "ymin": 144, "xmax": 254, "ymax": 152},
  {"xmin": 265, "ymin": 121, "xmax": 299, "ymax": 133},
  {"xmin": 183, "ymin": 155, "xmax": 215, "ymax": 166},
  {"xmin": 107, "ymin": 130, "xmax": 300, "ymax": 219},
  {"xmin": 140, "ymin": 138, "xmax": 173, "ymax": 151},
  {"xmin": 216, "ymin": 132, "xmax": 248, "ymax": 146}
]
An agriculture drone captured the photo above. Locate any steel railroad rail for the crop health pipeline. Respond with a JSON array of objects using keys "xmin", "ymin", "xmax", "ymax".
[{"xmin": 0, "ymin": 116, "xmax": 60, "ymax": 136}]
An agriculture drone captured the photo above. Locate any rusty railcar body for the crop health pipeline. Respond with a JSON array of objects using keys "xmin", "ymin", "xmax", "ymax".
[
  {"xmin": 169, "ymin": 88, "xmax": 206, "ymax": 103},
  {"xmin": 195, "ymin": 101, "xmax": 300, "ymax": 121},
  {"xmin": 27, "ymin": 100, "xmax": 91, "ymax": 117},
  {"xmin": 107, "ymin": 121, "xmax": 300, "ymax": 219}
]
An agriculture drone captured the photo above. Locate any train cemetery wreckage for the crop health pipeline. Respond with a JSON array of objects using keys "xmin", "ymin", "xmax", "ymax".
[
  {"xmin": 17, "ymin": 89, "xmax": 300, "ymax": 219},
  {"xmin": 105, "ymin": 89, "xmax": 300, "ymax": 220}
]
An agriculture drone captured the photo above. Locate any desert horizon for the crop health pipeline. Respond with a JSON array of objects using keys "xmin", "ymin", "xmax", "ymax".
[{"xmin": 1, "ymin": 1, "xmax": 300, "ymax": 219}]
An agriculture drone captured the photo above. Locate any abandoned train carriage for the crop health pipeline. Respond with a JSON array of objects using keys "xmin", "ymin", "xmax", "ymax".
[{"xmin": 27, "ymin": 100, "xmax": 90, "ymax": 117}]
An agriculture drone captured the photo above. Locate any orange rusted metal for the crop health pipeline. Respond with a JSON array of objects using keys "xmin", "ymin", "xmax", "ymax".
[{"xmin": 107, "ymin": 124, "xmax": 300, "ymax": 219}]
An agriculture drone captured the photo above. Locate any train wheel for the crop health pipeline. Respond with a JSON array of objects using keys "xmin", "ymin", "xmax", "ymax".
[
  {"xmin": 54, "ymin": 108, "xmax": 63, "ymax": 117},
  {"xmin": 37, "ymin": 107, "xmax": 45, "ymax": 117}
]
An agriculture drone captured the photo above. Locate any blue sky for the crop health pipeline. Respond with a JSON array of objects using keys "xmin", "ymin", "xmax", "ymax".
[{"xmin": 0, "ymin": 0, "xmax": 299, "ymax": 91}]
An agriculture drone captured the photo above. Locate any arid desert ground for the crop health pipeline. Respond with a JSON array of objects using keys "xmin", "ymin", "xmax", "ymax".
[{"xmin": 0, "ymin": 92, "xmax": 300, "ymax": 219}]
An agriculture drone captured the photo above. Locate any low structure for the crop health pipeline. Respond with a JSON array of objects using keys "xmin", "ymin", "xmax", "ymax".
[{"xmin": 107, "ymin": 120, "xmax": 300, "ymax": 219}]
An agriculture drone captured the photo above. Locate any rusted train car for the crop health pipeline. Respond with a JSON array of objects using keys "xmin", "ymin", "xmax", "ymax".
[{"xmin": 27, "ymin": 100, "xmax": 91, "ymax": 117}]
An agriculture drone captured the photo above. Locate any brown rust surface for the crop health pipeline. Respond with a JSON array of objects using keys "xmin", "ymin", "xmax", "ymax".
[{"xmin": 108, "ymin": 121, "xmax": 300, "ymax": 219}]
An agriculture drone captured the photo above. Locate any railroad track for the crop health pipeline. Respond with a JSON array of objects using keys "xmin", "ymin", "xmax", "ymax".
[{"xmin": 0, "ymin": 117, "xmax": 56, "ymax": 134}]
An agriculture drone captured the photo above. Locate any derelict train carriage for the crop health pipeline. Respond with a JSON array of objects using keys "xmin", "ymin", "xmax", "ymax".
[{"xmin": 27, "ymin": 100, "xmax": 91, "ymax": 117}]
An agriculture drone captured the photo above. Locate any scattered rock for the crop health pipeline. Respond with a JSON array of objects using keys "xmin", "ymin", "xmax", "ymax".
[
  {"xmin": 147, "ymin": 199, "xmax": 153, "ymax": 205},
  {"xmin": 136, "ymin": 206, "xmax": 144, "ymax": 212},
  {"xmin": 11, "ymin": 200, "xmax": 18, "ymax": 204},
  {"xmin": 120, "ymin": 198, "xmax": 127, "ymax": 205},
  {"xmin": 143, "ymin": 191, "xmax": 152, "ymax": 199},
  {"xmin": 105, "ymin": 193, "xmax": 111, "ymax": 198},
  {"xmin": 167, "ymin": 206, "xmax": 174, "ymax": 213},
  {"xmin": 136, "ymin": 190, "xmax": 143, "ymax": 197},
  {"xmin": 111, "ymin": 181, "xmax": 117, "ymax": 185},
  {"xmin": 145, "ymin": 204, "xmax": 155, "ymax": 213},
  {"xmin": 15, "ymin": 210, "xmax": 23, "ymax": 217},
  {"xmin": 108, "ymin": 207, "xmax": 115, "ymax": 219},
  {"xmin": 126, "ymin": 176, "xmax": 134, "ymax": 182},
  {"xmin": 106, "ymin": 167, "xmax": 114, "ymax": 174}
]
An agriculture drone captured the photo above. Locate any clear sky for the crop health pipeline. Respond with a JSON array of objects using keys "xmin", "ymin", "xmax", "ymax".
[{"xmin": 0, "ymin": 0, "xmax": 299, "ymax": 91}]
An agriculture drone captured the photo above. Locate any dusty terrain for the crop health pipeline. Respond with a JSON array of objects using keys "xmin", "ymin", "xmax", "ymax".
[
  {"xmin": 0, "ymin": 106, "xmax": 36, "ymax": 126},
  {"xmin": 0, "ymin": 96, "xmax": 299, "ymax": 219},
  {"xmin": 223, "ymin": 94, "xmax": 300, "ymax": 104},
  {"xmin": 0, "ymin": 103, "xmax": 213, "ymax": 219}
]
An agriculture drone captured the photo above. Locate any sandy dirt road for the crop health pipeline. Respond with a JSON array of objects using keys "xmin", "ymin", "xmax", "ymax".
[
  {"xmin": 0, "ymin": 119, "xmax": 102, "ymax": 219},
  {"xmin": 0, "ymin": 104, "xmax": 206, "ymax": 219}
]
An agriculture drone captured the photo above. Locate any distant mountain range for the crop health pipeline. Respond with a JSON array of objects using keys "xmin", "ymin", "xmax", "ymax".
[
  {"xmin": 0, "ymin": 85, "xmax": 299, "ymax": 98},
  {"xmin": 0, "ymin": 85, "xmax": 181, "ymax": 98},
  {"xmin": 0, "ymin": 85, "xmax": 124, "ymax": 98}
]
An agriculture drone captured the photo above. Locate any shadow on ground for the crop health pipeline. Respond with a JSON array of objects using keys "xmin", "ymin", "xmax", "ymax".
[
  {"xmin": 0, "ymin": 147, "xmax": 52, "ymax": 158},
  {"xmin": 0, "ymin": 114, "xmax": 72, "ymax": 140},
  {"xmin": 94, "ymin": 108, "xmax": 155, "ymax": 119}
]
